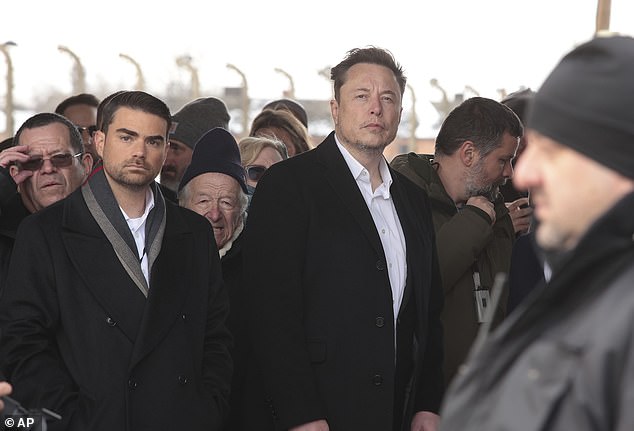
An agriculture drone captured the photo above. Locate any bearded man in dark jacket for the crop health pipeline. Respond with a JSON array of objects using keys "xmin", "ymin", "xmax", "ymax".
[
  {"xmin": 440, "ymin": 35, "xmax": 634, "ymax": 431},
  {"xmin": 391, "ymin": 97, "xmax": 523, "ymax": 387}
]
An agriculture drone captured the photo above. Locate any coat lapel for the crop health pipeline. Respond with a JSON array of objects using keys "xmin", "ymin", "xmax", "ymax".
[
  {"xmin": 62, "ymin": 190, "xmax": 146, "ymax": 343},
  {"xmin": 129, "ymin": 204, "xmax": 192, "ymax": 368},
  {"xmin": 390, "ymin": 171, "xmax": 428, "ymax": 315},
  {"xmin": 318, "ymin": 133, "xmax": 385, "ymax": 258}
]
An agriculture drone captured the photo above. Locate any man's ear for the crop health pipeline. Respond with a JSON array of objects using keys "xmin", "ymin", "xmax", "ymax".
[
  {"xmin": 81, "ymin": 153, "xmax": 93, "ymax": 177},
  {"xmin": 330, "ymin": 99, "xmax": 339, "ymax": 126},
  {"xmin": 94, "ymin": 130, "xmax": 105, "ymax": 159},
  {"xmin": 459, "ymin": 141, "xmax": 477, "ymax": 167},
  {"xmin": 8, "ymin": 165, "xmax": 23, "ymax": 193},
  {"xmin": 9, "ymin": 164, "xmax": 18, "ymax": 179}
]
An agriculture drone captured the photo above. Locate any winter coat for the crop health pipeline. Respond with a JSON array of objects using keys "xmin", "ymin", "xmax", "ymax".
[
  {"xmin": 391, "ymin": 153, "xmax": 515, "ymax": 386},
  {"xmin": 440, "ymin": 192, "xmax": 634, "ymax": 431}
]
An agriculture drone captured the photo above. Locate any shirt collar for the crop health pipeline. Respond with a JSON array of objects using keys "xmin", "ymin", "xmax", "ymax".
[
  {"xmin": 121, "ymin": 187, "xmax": 155, "ymax": 223},
  {"xmin": 335, "ymin": 134, "xmax": 393, "ymax": 199}
]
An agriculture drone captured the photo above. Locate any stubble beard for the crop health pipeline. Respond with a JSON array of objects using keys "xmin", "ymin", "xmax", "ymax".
[
  {"xmin": 339, "ymin": 127, "xmax": 394, "ymax": 159},
  {"xmin": 159, "ymin": 175, "xmax": 179, "ymax": 192},
  {"xmin": 105, "ymin": 162, "xmax": 157, "ymax": 192},
  {"xmin": 355, "ymin": 140, "xmax": 388, "ymax": 158},
  {"xmin": 465, "ymin": 160, "xmax": 501, "ymax": 202}
]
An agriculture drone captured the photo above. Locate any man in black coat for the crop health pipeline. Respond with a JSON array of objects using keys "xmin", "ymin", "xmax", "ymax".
[
  {"xmin": 242, "ymin": 47, "xmax": 444, "ymax": 431},
  {"xmin": 0, "ymin": 91, "xmax": 232, "ymax": 430},
  {"xmin": 177, "ymin": 127, "xmax": 250, "ymax": 431},
  {"xmin": 0, "ymin": 113, "xmax": 93, "ymax": 292}
]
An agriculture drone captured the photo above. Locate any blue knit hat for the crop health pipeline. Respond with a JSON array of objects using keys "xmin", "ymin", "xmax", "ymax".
[{"xmin": 178, "ymin": 128, "xmax": 247, "ymax": 193}]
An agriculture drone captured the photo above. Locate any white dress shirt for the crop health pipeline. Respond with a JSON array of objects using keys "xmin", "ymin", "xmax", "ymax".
[
  {"xmin": 335, "ymin": 137, "xmax": 407, "ymax": 325},
  {"xmin": 120, "ymin": 188, "xmax": 155, "ymax": 286}
]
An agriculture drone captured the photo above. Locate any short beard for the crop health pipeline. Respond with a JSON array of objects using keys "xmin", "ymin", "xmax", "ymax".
[
  {"xmin": 355, "ymin": 141, "xmax": 388, "ymax": 157},
  {"xmin": 159, "ymin": 176, "xmax": 179, "ymax": 192},
  {"xmin": 105, "ymin": 163, "xmax": 157, "ymax": 192},
  {"xmin": 111, "ymin": 173, "xmax": 153, "ymax": 192},
  {"xmin": 465, "ymin": 159, "xmax": 499, "ymax": 202}
]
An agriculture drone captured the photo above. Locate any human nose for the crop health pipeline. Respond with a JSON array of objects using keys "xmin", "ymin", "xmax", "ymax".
[
  {"xmin": 40, "ymin": 157, "xmax": 56, "ymax": 173},
  {"xmin": 369, "ymin": 94, "xmax": 382, "ymax": 117},
  {"xmin": 205, "ymin": 202, "xmax": 221, "ymax": 222},
  {"xmin": 164, "ymin": 148, "xmax": 176, "ymax": 163},
  {"xmin": 80, "ymin": 130, "xmax": 91, "ymax": 145},
  {"xmin": 131, "ymin": 139, "xmax": 146, "ymax": 157},
  {"xmin": 503, "ymin": 160, "xmax": 514, "ymax": 179},
  {"xmin": 513, "ymin": 149, "xmax": 537, "ymax": 190}
]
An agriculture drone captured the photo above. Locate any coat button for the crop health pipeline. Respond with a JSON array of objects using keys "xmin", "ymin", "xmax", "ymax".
[
  {"xmin": 375, "ymin": 317, "xmax": 385, "ymax": 328},
  {"xmin": 178, "ymin": 375, "xmax": 188, "ymax": 385},
  {"xmin": 182, "ymin": 314, "xmax": 187, "ymax": 321},
  {"xmin": 128, "ymin": 379, "xmax": 138, "ymax": 390},
  {"xmin": 376, "ymin": 260, "xmax": 385, "ymax": 271},
  {"xmin": 372, "ymin": 374, "xmax": 383, "ymax": 386},
  {"xmin": 106, "ymin": 317, "xmax": 117, "ymax": 326}
]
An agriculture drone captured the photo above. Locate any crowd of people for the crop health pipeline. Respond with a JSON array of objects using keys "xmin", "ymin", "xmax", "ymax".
[{"xmin": 0, "ymin": 34, "xmax": 632, "ymax": 431}]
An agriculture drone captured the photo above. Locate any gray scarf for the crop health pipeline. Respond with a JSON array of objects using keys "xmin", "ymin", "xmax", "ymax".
[{"xmin": 82, "ymin": 169, "xmax": 166, "ymax": 297}]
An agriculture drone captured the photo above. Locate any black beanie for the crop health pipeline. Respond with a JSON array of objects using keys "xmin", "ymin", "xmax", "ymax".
[
  {"xmin": 501, "ymin": 88, "xmax": 535, "ymax": 122},
  {"xmin": 169, "ymin": 97, "xmax": 231, "ymax": 150},
  {"xmin": 527, "ymin": 35, "xmax": 634, "ymax": 179},
  {"xmin": 178, "ymin": 128, "xmax": 247, "ymax": 193}
]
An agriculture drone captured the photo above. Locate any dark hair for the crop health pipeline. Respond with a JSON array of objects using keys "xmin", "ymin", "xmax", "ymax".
[
  {"xmin": 435, "ymin": 97, "xmax": 524, "ymax": 158},
  {"xmin": 96, "ymin": 90, "xmax": 126, "ymax": 131},
  {"xmin": 500, "ymin": 88, "xmax": 535, "ymax": 123},
  {"xmin": 249, "ymin": 108, "xmax": 311, "ymax": 155},
  {"xmin": 14, "ymin": 112, "xmax": 83, "ymax": 154},
  {"xmin": 99, "ymin": 91, "xmax": 171, "ymax": 135},
  {"xmin": 0, "ymin": 136, "xmax": 14, "ymax": 152},
  {"xmin": 54, "ymin": 93, "xmax": 100, "ymax": 115},
  {"xmin": 330, "ymin": 46, "xmax": 406, "ymax": 102}
]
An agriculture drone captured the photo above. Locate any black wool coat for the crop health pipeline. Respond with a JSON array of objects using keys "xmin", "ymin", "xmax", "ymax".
[
  {"xmin": 241, "ymin": 133, "xmax": 444, "ymax": 431},
  {"xmin": 0, "ymin": 186, "xmax": 233, "ymax": 431}
]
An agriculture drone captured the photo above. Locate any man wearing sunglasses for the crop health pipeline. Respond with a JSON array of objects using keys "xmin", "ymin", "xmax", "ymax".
[{"xmin": 0, "ymin": 112, "xmax": 92, "ymax": 291}]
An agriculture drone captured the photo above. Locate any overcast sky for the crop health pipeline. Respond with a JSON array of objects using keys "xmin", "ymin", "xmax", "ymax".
[{"xmin": 2, "ymin": 0, "xmax": 633, "ymax": 135}]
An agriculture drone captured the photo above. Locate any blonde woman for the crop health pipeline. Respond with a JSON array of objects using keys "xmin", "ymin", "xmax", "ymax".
[{"xmin": 238, "ymin": 136, "xmax": 288, "ymax": 191}]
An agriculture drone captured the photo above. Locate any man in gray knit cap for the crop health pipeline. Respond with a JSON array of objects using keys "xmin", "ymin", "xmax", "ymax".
[
  {"xmin": 160, "ymin": 97, "xmax": 230, "ymax": 195},
  {"xmin": 440, "ymin": 34, "xmax": 634, "ymax": 430}
]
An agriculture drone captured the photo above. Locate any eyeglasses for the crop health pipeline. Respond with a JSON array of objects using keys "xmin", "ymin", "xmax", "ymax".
[
  {"xmin": 18, "ymin": 152, "xmax": 83, "ymax": 171},
  {"xmin": 76, "ymin": 125, "xmax": 98, "ymax": 136},
  {"xmin": 246, "ymin": 165, "xmax": 267, "ymax": 182}
]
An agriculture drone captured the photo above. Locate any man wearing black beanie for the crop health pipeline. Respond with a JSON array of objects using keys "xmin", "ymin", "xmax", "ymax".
[{"xmin": 440, "ymin": 34, "xmax": 634, "ymax": 430}]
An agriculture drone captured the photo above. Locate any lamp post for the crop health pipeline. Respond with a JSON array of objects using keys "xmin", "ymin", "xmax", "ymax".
[
  {"xmin": 274, "ymin": 67, "xmax": 295, "ymax": 99},
  {"xmin": 318, "ymin": 66, "xmax": 333, "ymax": 99},
  {"xmin": 596, "ymin": 0, "xmax": 611, "ymax": 33},
  {"xmin": 119, "ymin": 53, "xmax": 145, "ymax": 91},
  {"xmin": 176, "ymin": 55, "xmax": 200, "ymax": 99},
  {"xmin": 406, "ymin": 84, "xmax": 418, "ymax": 152},
  {"xmin": 0, "ymin": 41, "xmax": 16, "ymax": 137},
  {"xmin": 464, "ymin": 85, "xmax": 480, "ymax": 97},
  {"xmin": 226, "ymin": 63, "xmax": 250, "ymax": 136},
  {"xmin": 58, "ymin": 45, "xmax": 86, "ymax": 94}
]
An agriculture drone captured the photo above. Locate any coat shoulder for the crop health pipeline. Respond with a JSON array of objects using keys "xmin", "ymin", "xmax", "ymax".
[{"xmin": 390, "ymin": 153, "xmax": 435, "ymax": 192}]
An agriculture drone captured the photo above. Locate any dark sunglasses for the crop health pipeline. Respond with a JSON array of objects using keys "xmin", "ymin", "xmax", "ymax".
[
  {"xmin": 18, "ymin": 152, "xmax": 83, "ymax": 171},
  {"xmin": 76, "ymin": 125, "xmax": 98, "ymax": 136},
  {"xmin": 246, "ymin": 165, "xmax": 267, "ymax": 182}
]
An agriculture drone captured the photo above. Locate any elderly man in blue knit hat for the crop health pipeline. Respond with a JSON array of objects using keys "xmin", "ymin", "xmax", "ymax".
[
  {"xmin": 440, "ymin": 34, "xmax": 634, "ymax": 431},
  {"xmin": 178, "ymin": 126, "xmax": 249, "ymax": 431}
]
